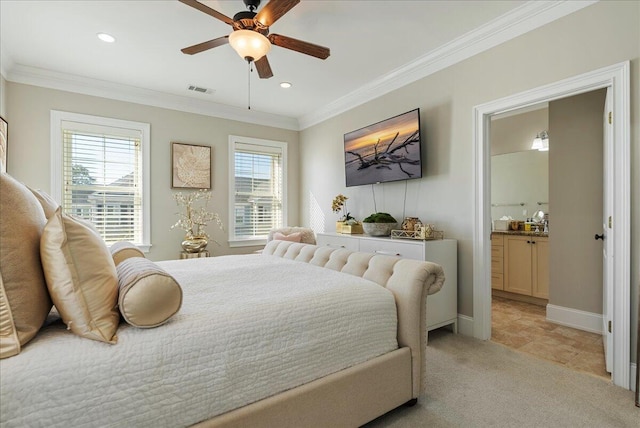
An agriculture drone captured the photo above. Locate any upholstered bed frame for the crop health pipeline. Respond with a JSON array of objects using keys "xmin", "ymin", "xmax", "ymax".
[{"xmin": 194, "ymin": 239, "xmax": 445, "ymax": 428}]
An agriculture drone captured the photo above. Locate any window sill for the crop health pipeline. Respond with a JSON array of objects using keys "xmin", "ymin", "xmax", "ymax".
[{"xmin": 228, "ymin": 239, "xmax": 267, "ymax": 248}]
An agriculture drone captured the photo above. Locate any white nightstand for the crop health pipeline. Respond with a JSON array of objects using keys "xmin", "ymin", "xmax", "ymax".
[{"xmin": 180, "ymin": 250, "xmax": 210, "ymax": 259}]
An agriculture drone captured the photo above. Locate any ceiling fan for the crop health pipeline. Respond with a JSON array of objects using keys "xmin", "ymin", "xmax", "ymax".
[{"xmin": 179, "ymin": 0, "xmax": 330, "ymax": 79}]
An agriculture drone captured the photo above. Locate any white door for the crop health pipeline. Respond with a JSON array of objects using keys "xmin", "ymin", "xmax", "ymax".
[{"xmin": 601, "ymin": 88, "xmax": 614, "ymax": 374}]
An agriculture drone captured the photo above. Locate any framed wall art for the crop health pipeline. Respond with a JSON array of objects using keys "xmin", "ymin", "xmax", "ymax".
[
  {"xmin": 0, "ymin": 116, "xmax": 7, "ymax": 173},
  {"xmin": 171, "ymin": 142, "xmax": 211, "ymax": 189}
]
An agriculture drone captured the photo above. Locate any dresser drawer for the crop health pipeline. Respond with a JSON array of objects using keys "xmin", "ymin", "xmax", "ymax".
[
  {"xmin": 316, "ymin": 234, "xmax": 359, "ymax": 251},
  {"xmin": 359, "ymin": 239, "xmax": 423, "ymax": 260}
]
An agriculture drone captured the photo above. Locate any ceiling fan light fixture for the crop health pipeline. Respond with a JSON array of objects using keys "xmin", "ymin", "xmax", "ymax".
[{"xmin": 229, "ymin": 29, "xmax": 271, "ymax": 62}]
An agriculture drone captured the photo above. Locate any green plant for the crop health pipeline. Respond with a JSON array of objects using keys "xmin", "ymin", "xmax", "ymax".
[{"xmin": 362, "ymin": 212, "xmax": 397, "ymax": 223}]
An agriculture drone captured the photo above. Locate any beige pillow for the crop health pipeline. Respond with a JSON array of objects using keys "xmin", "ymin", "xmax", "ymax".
[
  {"xmin": 117, "ymin": 257, "xmax": 182, "ymax": 328},
  {"xmin": 28, "ymin": 187, "xmax": 59, "ymax": 219},
  {"xmin": 0, "ymin": 173, "xmax": 52, "ymax": 359},
  {"xmin": 41, "ymin": 207, "xmax": 119, "ymax": 344},
  {"xmin": 110, "ymin": 241, "xmax": 145, "ymax": 266}
]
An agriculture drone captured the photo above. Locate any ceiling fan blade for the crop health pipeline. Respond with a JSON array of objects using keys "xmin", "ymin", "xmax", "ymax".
[
  {"xmin": 179, "ymin": 0, "xmax": 234, "ymax": 26},
  {"xmin": 268, "ymin": 34, "xmax": 330, "ymax": 60},
  {"xmin": 181, "ymin": 36, "xmax": 229, "ymax": 55},
  {"xmin": 255, "ymin": 56, "xmax": 274, "ymax": 79},
  {"xmin": 255, "ymin": 0, "xmax": 300, "ymax": 27}
]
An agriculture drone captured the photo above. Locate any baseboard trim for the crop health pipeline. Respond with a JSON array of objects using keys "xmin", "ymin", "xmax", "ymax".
[
  {"xmin": 457, "ymin": 314, "xmax": 474, "ymax": 337},
  {"xmin": 546, "ymin": 304, "xmax": 602, "ymax": 334}
]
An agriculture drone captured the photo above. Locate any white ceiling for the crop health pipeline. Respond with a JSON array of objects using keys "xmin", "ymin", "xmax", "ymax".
[{"xmin": 0, "ymin": 1, "xmax": 590, "ymax": 129}]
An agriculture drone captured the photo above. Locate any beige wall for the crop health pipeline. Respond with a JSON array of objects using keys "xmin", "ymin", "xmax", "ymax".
[
  {"xmin": 490, "ymin": 107, "xmax": 548, "ymax": 156},
  {"xmin": 549, "ymin": 89, "xmax": 606, "ymax": 314},
  {"xmin": 298, "ymin": 0, "xmax": 639, "ymax": 359},
  {"xmin": 0, "ymin": 75, "xmax": 6, "ymax": 117},
  {"xmin": 5, "ymin": 83, "xmax": 300, "ymax": 261}
]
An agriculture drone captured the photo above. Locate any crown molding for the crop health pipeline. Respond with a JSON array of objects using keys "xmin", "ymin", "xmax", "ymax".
[
  {"xmin": 2, "ymin": 1, "xmax": 596, "ymax": 132},
  {"xmin": 0, "ymin": 42, "xmax": 13, "ymax": 79},
  {"xmin": 5, "ymin": 64, "xmax": 299, "ymax": 130},
  {"xmin": 297, "ymin": 0, "xmax": 598, "ymax": 130}
]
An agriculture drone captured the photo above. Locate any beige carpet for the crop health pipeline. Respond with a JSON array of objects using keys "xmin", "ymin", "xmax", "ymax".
[{"xmin": 364, "ymin": 329, "xmax": 638, "ymax": 427}]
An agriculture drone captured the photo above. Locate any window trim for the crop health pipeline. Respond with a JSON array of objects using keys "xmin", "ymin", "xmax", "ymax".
[
  {"xmin": 228, "ymin": 135, "xmax": 287, "ymax": 247},
  {"xmin": 50, "ymin": 110, "xmax": 151, "ymax": 252}
]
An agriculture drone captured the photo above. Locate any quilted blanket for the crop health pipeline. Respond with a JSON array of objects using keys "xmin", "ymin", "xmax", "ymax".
[{"xmin": 0, "ymin": 254, "xmax": 398, "ymax": 427}]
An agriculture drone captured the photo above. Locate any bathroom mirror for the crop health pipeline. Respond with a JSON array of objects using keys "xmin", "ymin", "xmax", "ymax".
[{"xmin": 491, "ymin": 150, "xmax": 549, "ymax": 221}]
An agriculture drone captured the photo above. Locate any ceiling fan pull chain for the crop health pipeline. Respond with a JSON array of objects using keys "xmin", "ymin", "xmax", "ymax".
[{"xmin": 247, "ymin": 60, "xmax": 251, "ymax": 110}]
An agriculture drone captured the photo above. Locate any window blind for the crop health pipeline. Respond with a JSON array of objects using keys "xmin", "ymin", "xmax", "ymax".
[
  {"xmin": 61, "ymin": 122, "xmax": 143, "ymax": 245},
  {"xmin": 232, "ymin": 142, "xmax": 283, "ymax": 240}
]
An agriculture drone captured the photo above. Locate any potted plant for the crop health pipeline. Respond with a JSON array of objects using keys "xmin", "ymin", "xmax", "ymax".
[
  {"xmin": 331, "ymin": 194, "xmax": 362, "ymax": 234},
  {"xmin": 362, "ymin": 212, "xmax": 398, "ymax": 236}
]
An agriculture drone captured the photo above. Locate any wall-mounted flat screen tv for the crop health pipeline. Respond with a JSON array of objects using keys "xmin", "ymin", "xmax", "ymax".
[{"xmin": 344, "ymin": 108, "xmax": 422, "ymax": 187}]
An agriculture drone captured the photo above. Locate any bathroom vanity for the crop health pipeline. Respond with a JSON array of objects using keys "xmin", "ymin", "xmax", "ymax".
[{"xmin": 491, "ymin": 231, "xmax": 549, "ymax": 300}]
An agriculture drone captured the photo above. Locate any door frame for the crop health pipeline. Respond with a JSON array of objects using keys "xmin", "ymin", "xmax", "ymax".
[{"xmin": 472, "ymin": 61, "xmax": 631, "ymax": 388}]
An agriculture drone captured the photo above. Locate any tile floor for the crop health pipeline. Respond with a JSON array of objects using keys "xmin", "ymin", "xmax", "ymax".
[{"xmin": 491, "ymin": 295, "xmax": 610, "ymax": 380}]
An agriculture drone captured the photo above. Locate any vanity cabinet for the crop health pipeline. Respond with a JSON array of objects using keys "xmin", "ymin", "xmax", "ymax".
[
  {"xmin": 491, "ymin": 234, "xmax": 504, "ymax": 290},
  {"xmin": 316, "ymin": 233, "xmax": 458, "ymax": 334},
  {"xmin": 503, "ymin": 235, "xmax": 549, "ymax": 299}
]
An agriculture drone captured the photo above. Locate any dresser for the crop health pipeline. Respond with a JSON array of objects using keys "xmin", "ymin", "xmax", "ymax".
[{"xmin": 316, "ymin": 233, "xmax": 458, "ymax": 335}]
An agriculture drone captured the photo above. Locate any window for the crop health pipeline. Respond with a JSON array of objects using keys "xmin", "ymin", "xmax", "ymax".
[
  {"xmin": 51, "ymin": 111, "xmax": 151, "ymax": 252},
  {"xmin": 228, "ymin": 136, "xmax": 287, "ymax": 247}
]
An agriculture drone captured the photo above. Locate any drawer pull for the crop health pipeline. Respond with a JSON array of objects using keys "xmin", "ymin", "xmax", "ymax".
[
  {"xmin": 325, "ymin": 244, "xmax": 345, "ymax": 248},
  {"xmin": 375, "ymin": 250, "xmax": 401, "ymax": 256}
]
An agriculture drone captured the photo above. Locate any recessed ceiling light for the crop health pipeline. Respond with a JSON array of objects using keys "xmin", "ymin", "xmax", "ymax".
[
  {"xmin": 97, "ymin": 33, "xmax": 116, "ymax": 43},
  {"xmin": 280, "ymin": 82, "xmax": 292, "ymax": 89}
]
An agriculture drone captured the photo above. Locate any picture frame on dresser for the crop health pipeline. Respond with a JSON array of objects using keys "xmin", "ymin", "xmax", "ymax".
[
  {"xmin": 0, "ymin": 116, "xmax": 7, "ymax": 173},
  {"xmin": 171, "ymin": 142, "xmax": 211, "ymax": 189}
]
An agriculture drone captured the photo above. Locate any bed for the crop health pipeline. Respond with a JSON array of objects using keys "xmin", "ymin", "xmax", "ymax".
[{"xmin": 0, "ymin": 173, "xmax": 446, "ymax": 427}]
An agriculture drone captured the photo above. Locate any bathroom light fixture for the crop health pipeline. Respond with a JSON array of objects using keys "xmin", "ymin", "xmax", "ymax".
[
  {"xmin": 97, "ymin": 33, "xmax": 116, "ymax": 43},
  {"xmin": 280, "ymin": 82, "xmax": 292, "ymax": 89},
  {"xmin": 531, "ymin": 131, "xmax": 549, "ymax": 151}
]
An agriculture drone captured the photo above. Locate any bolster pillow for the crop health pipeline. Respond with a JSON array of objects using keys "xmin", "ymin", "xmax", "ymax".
[
  {"xmin": 117, "ymin": 257, "xmax": 182, "ymax": 328},
  {"xmin": 110, "ymin": 241, "xmax": 145, "ymax": 266}
]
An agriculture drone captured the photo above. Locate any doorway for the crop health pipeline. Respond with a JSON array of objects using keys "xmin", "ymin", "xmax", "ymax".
[
  {"xmin": 472, "ymin": 62, "xmax": 631, "ymax": 389},
  {"xmin": 489, "ymin": 94, "xmax": 608, "ymax": 379}
]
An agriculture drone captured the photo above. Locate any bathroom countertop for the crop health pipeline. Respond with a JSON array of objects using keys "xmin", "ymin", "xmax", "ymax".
[{"xmin": 492, "ymin": 230, "xmax": 549, "ymax": 237}]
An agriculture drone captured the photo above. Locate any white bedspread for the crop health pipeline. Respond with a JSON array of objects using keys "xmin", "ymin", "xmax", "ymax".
[{"xmin": 0, "ymin": 254, "xmax": 398, "ymax": 427}]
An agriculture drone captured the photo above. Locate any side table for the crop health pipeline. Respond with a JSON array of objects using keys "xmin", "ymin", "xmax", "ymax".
[{"xmin": 180, "ymin": 250, "xmax": 210, "ymax": 259}]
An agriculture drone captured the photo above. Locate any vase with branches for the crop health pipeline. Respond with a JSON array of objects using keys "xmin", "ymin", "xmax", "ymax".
[{"xmin": 171, "ymin": 189, "xmax": 224, "ymax": 252}]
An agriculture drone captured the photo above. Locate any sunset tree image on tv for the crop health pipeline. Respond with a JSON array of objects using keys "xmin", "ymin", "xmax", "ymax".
[{"xmin": 343, "ymin": 109, "xmax": 422, "ymax": 187}]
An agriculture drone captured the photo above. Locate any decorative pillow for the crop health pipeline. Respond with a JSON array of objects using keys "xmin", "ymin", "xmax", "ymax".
[
  {"xmin": 40, "ymin": 207, "xmax": 119, "ymax": 344},
  {"xmin": 273, "ymin": 231, "xmax": 302, "ymax": 243},
  {"xmin": 110, "ymin": 241, "xmax": 145, "ymax": 266},
  {"xmin": 0, "ymin": 173, "xmax": 52, "ymax": 359},
  {"xmin": 28, "ymin": 187, "xmax": 59, "ymax": 219},
  {"xmin": 117, "ymin": 257, "xmax": 182, "ymax": 328}
]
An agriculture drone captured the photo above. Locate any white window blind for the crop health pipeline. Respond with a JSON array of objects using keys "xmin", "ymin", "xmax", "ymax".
[
  {"xmin": 62, "ymin": 123, "xmax": 142, "ymax": 244},
  {"xmin": 51, "ymin": 111, "xmax": 151, "ymax": 251},
  {"xmin": 229, "ymin": 137, "xmax": 287, "ymax": 246}
]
